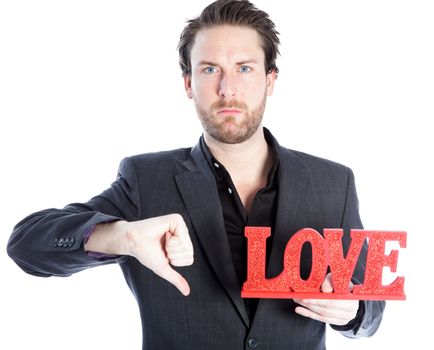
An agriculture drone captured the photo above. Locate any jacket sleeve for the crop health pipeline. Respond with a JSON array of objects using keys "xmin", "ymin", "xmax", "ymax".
[
  {"xmin": 6, "ymin": 157, "xmax": 140, "ymax": 277},
  {"xmin": 331, "ymin": 168, "xmax": 386, "ymax": 338}
]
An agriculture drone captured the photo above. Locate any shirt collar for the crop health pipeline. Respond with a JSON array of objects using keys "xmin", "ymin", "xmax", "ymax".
[{"xmin": 199, "ymin": 127, "xmax": 280, "ymax": 186}]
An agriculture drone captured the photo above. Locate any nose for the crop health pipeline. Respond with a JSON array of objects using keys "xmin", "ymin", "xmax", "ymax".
[{"xmin": 218, "ymin": 73, "xmax": 237, "ymax": 100}]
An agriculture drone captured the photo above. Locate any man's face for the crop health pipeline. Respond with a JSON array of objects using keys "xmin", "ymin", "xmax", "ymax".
[{"xmin": 184, "ymin": 25, "xmax": 276, "ymax": 144}]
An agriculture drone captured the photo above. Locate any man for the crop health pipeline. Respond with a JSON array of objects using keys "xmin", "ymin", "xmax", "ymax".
[{"xmin": 7, "ymin": 0, "xmax": 385, "ymax": 349}]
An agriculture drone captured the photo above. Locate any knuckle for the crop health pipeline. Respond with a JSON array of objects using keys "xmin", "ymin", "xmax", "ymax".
[{"xmin": 171, "ymin": 213, "xmax": 183, "ymax": 222}]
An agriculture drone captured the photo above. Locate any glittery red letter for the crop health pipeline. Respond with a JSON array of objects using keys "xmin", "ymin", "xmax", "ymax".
[
  {"xmin": 243, "ymin": 227, "xmax": 274, "ymax": 291},
  {"xmin": 352, "ymin": 231, "xmax": 406, "ymax": 299},
  {"xmin": 284, "ymin": 228, "xmax": 328, "ymax": 293},
  {"xmin": 324, "ymin": 229, "xmax": 367, "ymax": 294}
]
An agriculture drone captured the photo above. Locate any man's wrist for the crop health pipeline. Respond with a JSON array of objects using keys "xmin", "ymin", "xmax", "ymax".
[
  {"xmin": 116, "ymin": 220, "xmax": 135, "ymax": 256},
  {"xmin": 84, "ymin": 220, "xmax": 131, "ymax": 256},
  {"xmin": 331, "ymin": 301, "xmax": 365, "ymax": 333}
]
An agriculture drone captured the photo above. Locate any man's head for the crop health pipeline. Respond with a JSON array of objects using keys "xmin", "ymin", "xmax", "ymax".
[
  {"xmin": 178, "ymin": 0, "xmax": 280, "ymax": 78},
  {"xmin": 178, "ymin": 0, "xmax": 280, "ymax": 144}
]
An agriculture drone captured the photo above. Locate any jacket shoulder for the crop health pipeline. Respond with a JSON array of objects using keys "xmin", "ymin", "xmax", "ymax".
[
  {"xmin": 119, "ymin": 147, "xmax": 193, "ymax": 174},
  {"xmin": 130, "ymin": 147, "xmax": 192, "ymax": 162},
  {"xmin": 280, "ymin": 146, "xmax": 351, "ymax": 175}
]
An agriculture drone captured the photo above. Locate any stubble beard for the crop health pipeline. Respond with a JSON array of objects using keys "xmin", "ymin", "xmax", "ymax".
[{"xmin": 194, "ymin": 94, "xmax": 267, "ymax": 144}]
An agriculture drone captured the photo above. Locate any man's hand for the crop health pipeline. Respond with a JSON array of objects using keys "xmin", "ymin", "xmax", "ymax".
[
  {"xmin": 85, "ymin": 214, "xmax": 194, "ymax": 296},
  {"xmin": 125, "ymin": 214, "xmax": 194, "ymax": 296},
  {"xmin": 293, "ymin": 273, "xmax": 359, "ymax": 326}
]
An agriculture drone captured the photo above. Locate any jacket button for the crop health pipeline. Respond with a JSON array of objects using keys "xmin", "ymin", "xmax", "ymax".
[
  {"xmin": 58, "ymin": 238, "xmax": 64, "ymax": 246},
  {"xmin": 68, "ymin": 238, "xmax": 75, "ymax": 247},
  {"xmin": 53, "ymin": 238, "xmax": 59, "ymax": 247},
  {"xmin": 247, "ymin": 338, "xmax": 258, "ymax": 348}
]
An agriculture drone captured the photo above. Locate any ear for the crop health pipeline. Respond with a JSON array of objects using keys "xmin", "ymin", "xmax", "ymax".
[
  {"xmin": 265, "ymin": 69, "xmax": 277, "ymax": 96},
  {"xmin": 184, "ymin": 74, "xmax": 193, "ymax": 99}
]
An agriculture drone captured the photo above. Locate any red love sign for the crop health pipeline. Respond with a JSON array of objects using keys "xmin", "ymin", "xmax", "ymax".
[{"xmin": 241, "ymin": 227, "xmax": 406, "ymax": 300}]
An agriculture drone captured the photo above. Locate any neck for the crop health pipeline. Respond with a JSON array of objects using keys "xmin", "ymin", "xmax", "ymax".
[{"xmin": 204, "ymin": 126, "xmax": 272, "ymax": 184}]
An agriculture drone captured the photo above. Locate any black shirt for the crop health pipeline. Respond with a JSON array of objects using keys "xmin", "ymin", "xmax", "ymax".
[{"xmin": 200, "ymin": 128, "xmax": 280, "ymax": 319}]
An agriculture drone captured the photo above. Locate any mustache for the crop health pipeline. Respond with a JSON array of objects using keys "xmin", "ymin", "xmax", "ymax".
[{"xmin": 212, "ymin": 100, "xmax": 247, "ymax": 110}]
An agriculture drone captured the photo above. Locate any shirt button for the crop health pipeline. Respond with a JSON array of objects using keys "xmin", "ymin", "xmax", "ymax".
[
  {"xmin": 227, "ymin": 188, "xmax": 232, "ymax": 194},
  {"xmin": 213, "ymin": 162, "xmax": 220, "ymax": 168},
  {"xmin": 247, "ymin": 338, "xmax": 258, "ymax": 348}
]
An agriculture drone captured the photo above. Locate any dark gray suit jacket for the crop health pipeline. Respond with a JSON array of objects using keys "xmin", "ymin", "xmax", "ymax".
[{"xmin": 8, "ymin": 132, "xmax": 385, "ymax": 349}]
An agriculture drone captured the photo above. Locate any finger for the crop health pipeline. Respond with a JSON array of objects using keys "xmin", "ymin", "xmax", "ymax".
[
  {"xmin": 321, "ymin": 272, "xmax": 334, "ymax": 293},
  {"xmin": 294, "ymin": 305, "xmax": 347, "ymax": 325},
  {"xmin": 295, "ymin": 300, "xmax": 339, "ymax": 316},
  {"xmin": 166, "ymin": 234, "xmax": 192, "ymax": 251},
  {"xmin": 294, "ymin": 298, "xmax": 358, "ymax": 325},
  {"xmin": 167, "ymin": 248, "xmax": 194, "ymax": 266},
  {"xmin": 348, "ymin": 279, "xmax": 354, "ymax": 292},
  {"xmin": 165, "ymin": 232, "xmax": 194, "ymax": 266},
  {"xmin": 156, "ymin": 263, "xmax": 191, "ymax": 296},
  {"xmin": 295, "ymin": 298, "xmax": 356, "ymax": 312},
  {"xmin": 166, "ymin": 232, "xmax": 188, "ymax": 247},
  {"xmin": 168, "ymin": 214, "xmax": 190, "ymax": 241}
]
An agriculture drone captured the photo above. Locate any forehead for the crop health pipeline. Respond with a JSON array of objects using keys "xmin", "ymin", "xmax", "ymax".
[{"xmin": 190, "ymin": 25, "xmax": 264, "ymax": 65}]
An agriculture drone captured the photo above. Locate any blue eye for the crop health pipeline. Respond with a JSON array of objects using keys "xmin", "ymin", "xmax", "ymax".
[
  {"xmin": 204, "ymin": 67, "xmax": 217, "ymax": 74},
  {"xmin": 240, "ymin": 66, "xmax": 251, "ymax": 73}
]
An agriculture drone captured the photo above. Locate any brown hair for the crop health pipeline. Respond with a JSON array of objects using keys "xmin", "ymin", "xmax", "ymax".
[{"xmin": 178, "ymin": 0, "xmax": 280, "ymax": 77}]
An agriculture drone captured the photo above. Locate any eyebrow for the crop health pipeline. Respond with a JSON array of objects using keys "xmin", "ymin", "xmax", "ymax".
[
  {"xmin": 236, "ymin": 59, "xmax": 259, "ymax": 65},
  {"xmin": 196, "ymin": 59, "xmax": 259, "ymax": 67},
  {"xmin": 197, "ymin": 60, "xmax": 220, "ymax": 67}
]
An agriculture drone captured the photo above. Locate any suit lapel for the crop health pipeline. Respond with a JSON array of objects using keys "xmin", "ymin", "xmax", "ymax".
[
  {"xmin": 267, "ymin": 148, "xmax": 311, "ymax": 277},
  {"xmin": 253, "ymin": 146, "xmax": 311, "ymax": 322},
  {"xmin": 175, "ymin": 144, "xmax": 250, "ymax": 327}
]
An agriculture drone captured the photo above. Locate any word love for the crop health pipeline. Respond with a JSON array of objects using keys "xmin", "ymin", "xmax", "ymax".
[{"xmin": 241, "ymin": 227, "xmax": 406, "ymax": 300}]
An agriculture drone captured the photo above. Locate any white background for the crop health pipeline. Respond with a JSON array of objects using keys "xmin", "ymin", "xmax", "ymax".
[{"xmin": 1, "ymin": 1, "xmax": 433, "ymax": 349}]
